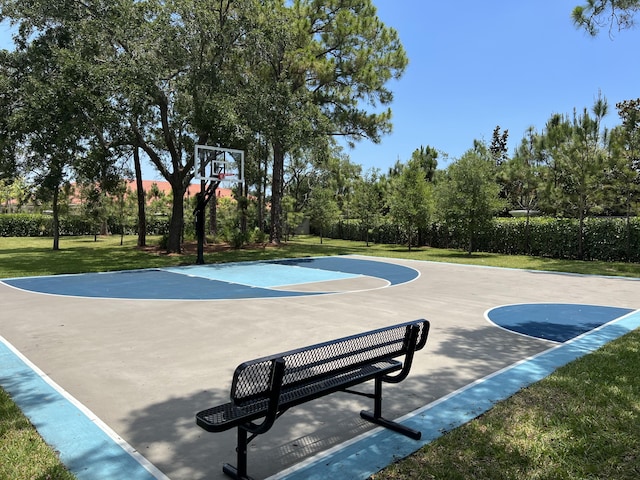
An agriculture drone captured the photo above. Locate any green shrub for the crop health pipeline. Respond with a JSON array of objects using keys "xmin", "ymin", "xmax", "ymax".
[
  {"xmin": 323, "ymin": 215, "xmax": 640, "ymax": 263},
  {"xmin": 251, "ymin": 227, "xmax": 268, "ymax": 245},
  {"xmin": 0, "ymin": 213, "xmax": 170, "ymax": 237},
  {"xmin": 0, "ymin": 214, "xmax": 50, "ymax": 236},
  {"xmin": 221, "ymin": 226, "xmax": 248, "ymax": 249}
]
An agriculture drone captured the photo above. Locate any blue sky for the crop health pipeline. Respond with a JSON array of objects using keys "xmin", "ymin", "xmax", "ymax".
[
  {"xmin": 357, "ymin": 0, "xmax": 640, "ymax": 172},
  {"xmin": 2, "ymin": 0, "xmax": 639, "ymax": 178}
]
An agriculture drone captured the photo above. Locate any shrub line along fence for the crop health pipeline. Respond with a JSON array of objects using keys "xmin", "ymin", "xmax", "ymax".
[
  {"xmin": 0, "ymin": 213, "xmax": 170, "ymax": 237},
  {"xmin": 323, "ymin": 217, "xmax": 640, "ymax": 263},
  {"xmin": 2, "ymin": 214, "xmax": 639, "ymax": 263}
]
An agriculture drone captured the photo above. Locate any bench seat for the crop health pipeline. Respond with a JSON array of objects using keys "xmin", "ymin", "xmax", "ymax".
[
  {"xmin": 196, "ymin": 319, "xmax": 430, "ymax": 480},
  {"xmin": 197, "ymin": 359, "xmax": 402, "ymax": 432}
]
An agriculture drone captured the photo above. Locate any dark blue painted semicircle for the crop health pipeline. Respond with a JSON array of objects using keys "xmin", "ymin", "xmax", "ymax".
[
  {"xmin": 272, "ymin": 257, "xmax": 419, "ymax": 286},
  {"xmin": 2, "ymin": 257, "xmax": 418, "ymax": 300},
  {"xmin": 2, "ymin": 270, "xmax": 316, "ymax": 300},
  {"xmin": 488, "ymin": 303, "xmax": 634, "ymax": 343}
]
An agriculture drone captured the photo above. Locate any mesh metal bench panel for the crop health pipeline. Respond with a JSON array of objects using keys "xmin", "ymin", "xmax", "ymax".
[
  {"xmin": 231, "ymin": 321, "xmax": 427, "ymax": 407},
  {"xmin": 196, "ymin": 360, "xmax": 402, "ymax": 432},
  {"xmin": 196, "ymin": 319, "xmax": 430, "ymax": 479}
]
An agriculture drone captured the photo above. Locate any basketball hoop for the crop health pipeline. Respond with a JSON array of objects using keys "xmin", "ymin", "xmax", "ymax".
[
  {"xmin": 193, "ymin": 145, "xmax": 244, "ymax": 184},
  {"xmin": 193, "ymin": 144, "xmax": 245, "ymax": 265}
]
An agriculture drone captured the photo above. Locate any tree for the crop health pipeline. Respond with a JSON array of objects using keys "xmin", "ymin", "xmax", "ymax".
[
  {"xmin": 0, "ymin": 55, "xmax": 18, "ymax": 181},
  {"xmin": 436, "ymin": 148, "xmax": 504, "ymax": 255},
  {"xmin": 500, "ymin": 127, "xmax": 545, "ymax": 252},
  {"xmin": 572, "ymin": 0, "xmax": 640, "ymax": 35},
  {"xmin": 353, "ymin": 168, "xmax": 383, "ymax": 246},
  {"xmin": 540, "ymin": 94, "xmax": 610, "ymax": 259},
  {"xmin": 609, "ymin": 98, "xmax": 640, "ymax": 258},
  {"xmin": 253, "ymin": 0, "xmax": 408, "ymax": 244},
  {"xmin": 79, "ymin": 183, "xmax": 108, "ymax": 239},
  {"xmin": 490, "ymin": 125, "xmax": 510, "ymax": 167},
  {"xmin": 0, "ymin": 177, "xmax": 27, "ymax": 212},
  {"xmin": 409, "ymin": 145, "xmax": 439, "ymax": 182},
  {"xmin": 3, "ymin": 26, "xmax": 100, "ymax": 249},
  {"xmin": 282, "ymin": 194, "xmax": 305, "ymax": 241},
  {"xmin": 307, "ymin": 186, "xmax": 340, "ymax": 244},
  {"xmin": 387, "ymin": 158, "xmax": 433, "ymax": 251}
]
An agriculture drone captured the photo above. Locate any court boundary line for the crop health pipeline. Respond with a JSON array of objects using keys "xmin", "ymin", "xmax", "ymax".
[
  {"xmin": 0, "ymin": 255, "xmax": 419, "ymax": 301},
  {"xmin": 1, "ymin": 258, "xmax": 636, "ymax": 480},
  {"xmin": 0, "ymin": 334, "xmax": 170, "ymax": 480},
  {"xmin": 268, "ymin": 308, "xmax": 640, "ymax": 480}
]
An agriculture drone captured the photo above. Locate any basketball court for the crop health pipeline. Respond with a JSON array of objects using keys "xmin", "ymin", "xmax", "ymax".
[{"xmin": 1, "ymin": 255, "xmax": 640, "ymax": 480}]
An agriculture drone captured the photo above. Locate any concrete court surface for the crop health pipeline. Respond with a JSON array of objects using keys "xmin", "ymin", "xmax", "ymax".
[{"xmin": 1, "ymin": 255, "xmax": 640, "ymax": 480}]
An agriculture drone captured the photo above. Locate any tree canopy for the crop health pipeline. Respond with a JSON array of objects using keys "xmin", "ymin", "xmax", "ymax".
[
  {"xmin": 572, "ymin": 0, "xmax": 640, "ymax": 35},
  {"xmin": 0, "ymin": 0, "xmax": 407, "ymax": 250}
]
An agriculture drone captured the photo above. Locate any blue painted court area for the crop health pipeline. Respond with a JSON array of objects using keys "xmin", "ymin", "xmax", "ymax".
[
  {"xmin": 2, "ymin": 257, "xmax": 639, "ymax": 480},
  {"xmin": 277, "ymin": 308, "xmax": 640, "ymax": 480},
  {"xmin": 487, "ymin": 303, "xmax": 635, "ymax": 343},
  {"xmin": 0, "ymin": 337, "xmax": 167, "ymax": 480},
  {"xmin": 1, "ymin": 257, "xmax": 419, "ymax": 300}
]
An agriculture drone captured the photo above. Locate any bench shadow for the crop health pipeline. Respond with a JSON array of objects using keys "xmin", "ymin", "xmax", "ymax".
[
  {"xmin": 123, "ymin": 387, "xmax": 391, "ymax": 479},
  {"xmin": 122, "ymin": 324, "xmax": 553, "ymax": 480}
]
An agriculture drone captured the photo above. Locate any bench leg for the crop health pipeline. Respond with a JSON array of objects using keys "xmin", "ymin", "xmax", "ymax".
[
  {"xmin": 222, "ymin": 427, "xmax": 255, "ymax": 480},
  {"xmin": 360, "ymin": 377, "xmax": 422, "ymax": 440}
]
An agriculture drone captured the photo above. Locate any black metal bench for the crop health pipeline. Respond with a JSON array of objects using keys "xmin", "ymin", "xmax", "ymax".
[{"xmin": 195, "ymin": 319, "xmax": 430, "ymax": 480}]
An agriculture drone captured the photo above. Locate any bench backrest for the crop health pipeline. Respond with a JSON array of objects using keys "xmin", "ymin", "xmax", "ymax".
[{"xmin": 230, "ymin": 320, "xmax": 429, "ymax": 407}]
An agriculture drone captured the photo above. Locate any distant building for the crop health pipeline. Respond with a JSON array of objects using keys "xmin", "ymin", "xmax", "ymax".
[
  {"xmin": 1, "ymin": 180, "xmax": 234, "ymax": 212},
  {"xmin": 125, "ymin": 180, "xmax": 234, "ymax": 203}
]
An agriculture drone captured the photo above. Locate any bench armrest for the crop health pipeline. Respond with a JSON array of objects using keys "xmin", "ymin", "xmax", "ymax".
[
  {"xmin": 243, "ymin": 357, "xmax": 285, "ymax": 435},
  {"xmin": 382, "ymin": 322, "xmax": 424, "ymax": 384}
]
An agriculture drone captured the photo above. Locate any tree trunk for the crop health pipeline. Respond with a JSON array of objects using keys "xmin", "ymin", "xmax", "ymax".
[
  {"xmin": 166, "ymin": 177, "xmax": 186, "ymax": 253},
  {"xmin": 257, "ymin": 174, "xmax": 263, "ymax": 232},
  {"xmin": 209, "ymin": 193, "xmax": 217, "ymax": 236},
  {"xmin": 578, "ymin": 208, "xmax": 585, "ymax": 261},
  {"xmin": 133, "ymin": 146, "xmax": 146, "ymax": 247},
  {"xmin": 525, "ymin": 209, "xmax": 531, "ymax": 255},
  {"xmin": 239, "ymin": 193, "xmax": 248, "ymax": 235},
  {"xmin": 257, "ymin": 149, "xmax": 268, "ymax": 232},
  {"xmin": 270, "ymin": 141, "xmax": 285, "ymax": 244},
  {"xmin": 52, "ymin": 185, "xmax": 60, "ymax": 251},
  {"xmin": 625, "ymin": 193, "xmax": 632, "ymax": 261}
]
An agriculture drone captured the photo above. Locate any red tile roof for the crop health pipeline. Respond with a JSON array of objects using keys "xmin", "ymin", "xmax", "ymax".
[{"xmin": 125, "ymin": 180, "xmax": 234, "ymax": 199}]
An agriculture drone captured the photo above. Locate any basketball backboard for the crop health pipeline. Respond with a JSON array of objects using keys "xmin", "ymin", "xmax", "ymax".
[{"xmin": 194, "ymin": 145, "xmax": 244, "ymax": 184}]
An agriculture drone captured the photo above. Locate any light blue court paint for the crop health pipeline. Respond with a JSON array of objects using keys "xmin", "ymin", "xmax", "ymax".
[
  {"xmin": 162, "ymin": 261, "xmax": 360, "ymax": 288},
  {"xmin": 272, "ymin": 309, "xmax": 640, "ymax": 480},
  {"xmin": 2, "ymin": 257, "xmax": 419, "ymax": 300},
  {"xmin": 1, "ymin": 258, "xmax": 636, "ymax": 480},
  {"xmin": 0, "ymin": 337, "xmax": 169, "ymax": 480}
]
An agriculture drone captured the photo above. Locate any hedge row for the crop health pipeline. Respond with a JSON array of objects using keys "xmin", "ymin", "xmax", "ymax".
[
  {"xmin": 325, "ymin": 216, "xmax": 640, "ymax": 263},
  {"xmin": 0, "ymin": 213, "xmax": 171, "ymax": 237},
  {"xmin": 4, "ymin": 213, "xmax": 639, "ymax": 263}
]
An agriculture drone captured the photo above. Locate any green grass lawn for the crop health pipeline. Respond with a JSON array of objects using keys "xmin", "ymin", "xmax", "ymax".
[
  {"xmin": 372, "ymin": 328, "xmax": 640, "ymax": 480},
  {"xmin": 1, "ymin": 235, "xmax": 639, "ymax": 479},
  {"xmin": 3, "ymin": 234, "xmax": 640, "ymax": 278}
]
